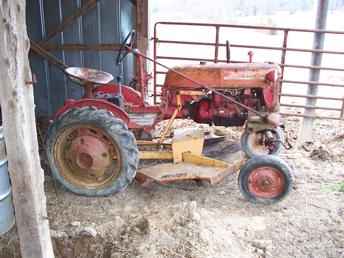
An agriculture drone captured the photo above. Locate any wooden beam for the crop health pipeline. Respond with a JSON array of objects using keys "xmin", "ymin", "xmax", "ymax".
[
  {"xmin": 0, "ymin": 2, "xmax": 55, "ymax": 258},
  {"xmin": 41, "ymin": 43, "xmax": 122, "ymax": 52},
  {"xmin": 30, "ymin": 40, "xmax": 68, "ymax": 71},
  {"xmin": 136, "ymin": 0, "xmax": 149, "ymax": 56},
  {"xmin": 42, "ymin": 0, "xmax": 98, "ymax": 43}
]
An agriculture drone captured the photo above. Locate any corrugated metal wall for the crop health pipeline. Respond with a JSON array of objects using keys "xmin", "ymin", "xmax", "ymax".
[{"xmin": 27, "ymin": 0, "xmax": 136, "ymax": 116}]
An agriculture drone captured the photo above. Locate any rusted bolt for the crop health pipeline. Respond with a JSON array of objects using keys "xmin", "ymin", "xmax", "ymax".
[
  {"xmin": 25, "ymin": 73, "xmax": 37, "ymax": 85},
  {"xmin": 248, "ymin": 51, "xmax": 254, "ymax": 63}
]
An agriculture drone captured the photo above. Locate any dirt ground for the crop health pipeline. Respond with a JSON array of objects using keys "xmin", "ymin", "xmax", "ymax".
[{"xmin": 0, "ymin": 117, "xmax": 343, "ymax": 258}]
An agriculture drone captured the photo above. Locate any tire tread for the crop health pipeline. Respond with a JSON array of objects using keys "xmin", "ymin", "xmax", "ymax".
[{"xmin": 46, "ymin": 107, "xmax": 139, "ymax": 196}]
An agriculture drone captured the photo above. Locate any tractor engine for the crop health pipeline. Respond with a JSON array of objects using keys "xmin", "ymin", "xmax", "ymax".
[
  {"xmin": 162, "ymin": 62, "xmax": 281, "ymax": 127},
  {"xmin": 189, "ymin": 89, "xmax": 260, "ymax": 127}
]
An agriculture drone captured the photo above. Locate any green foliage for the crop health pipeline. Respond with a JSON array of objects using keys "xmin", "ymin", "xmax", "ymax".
[
  {"xmin": 338, "ymin": 182, "xmax": 344, "ymax": 192},
  {"xmin": 322, "ymin": 182, "xmax": 344, "ymax": 193}
]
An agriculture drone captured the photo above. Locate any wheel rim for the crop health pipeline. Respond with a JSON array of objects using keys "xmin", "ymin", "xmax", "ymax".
[
  {"xmin": 247, "ymin": 166, "xmax": 286, "ymax": 199},
  {"xmin": 53, "ymin": 124, "xmax": 122, "ymax": 189},
  {"xmin": 247, "ymin": 130, "xmax": 278, "ymax": 155}
]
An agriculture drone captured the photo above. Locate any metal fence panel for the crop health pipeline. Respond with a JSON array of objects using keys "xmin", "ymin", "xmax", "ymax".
[{"xmin": 153, "ymin": 22, "xmax": 344, "ymax": 120}]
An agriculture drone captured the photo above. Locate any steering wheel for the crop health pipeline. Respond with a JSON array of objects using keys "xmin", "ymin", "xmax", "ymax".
[{"xmin": 116, "ymin": 30, "xmax": 136, "ymax": 65}]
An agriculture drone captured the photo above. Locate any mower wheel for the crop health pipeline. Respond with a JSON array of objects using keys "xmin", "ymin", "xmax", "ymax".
[
  {"xmin": 238, "ymin": 155, "xmax": 292, "ymax": 205},
  {"xmin": 46, "ymin": 107, "xmax": 139, "ymax": 196},
  {"xmin": 240, "ymin": 127, "xmax": 284, "ymax": 158}
]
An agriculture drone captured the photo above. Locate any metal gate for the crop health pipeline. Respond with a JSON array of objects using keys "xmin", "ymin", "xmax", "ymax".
[{"xmin": 153, "ymin": 21, "xmax": 344, "ymax": 120}]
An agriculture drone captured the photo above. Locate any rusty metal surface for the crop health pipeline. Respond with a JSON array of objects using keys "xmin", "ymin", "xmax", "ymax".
[
  {"xmin": 164, "ymin": 63, "xmax": 280, "ymax": 90},
  {"xmin": 54, "ymin": 98, "xmax": 130, "ymax": 125},
  {"xmin": 153, "ymin": 21, "xmax": 344, "ymax": 120},
  {"xmin": 136, "ymin": 155, "xmax": 244, "ymax": 186},
  {"xmin": 65, "ymin": 67, "xmax": 114, "ymax": 85},
  {"xmin": 248, "ymin": 166, "xmax": 286, "ymax": 199},
  {"xmin": 54, "ymin": 125, "xmax": 122, "ymax": 189},
  {"xmin": 155, "ymin": 21, "xmax": 344, "ymax": 34},
  {"xmin": 136, "ymin": 130, "xmax": 244, "ymax": 186},
  {"xmin": 131, "ymin": 48, "xmax": 273, "ymax": 119},
  {"xmin": 245, "ymin": 130, "xmax": 279, "ymax": 155}
]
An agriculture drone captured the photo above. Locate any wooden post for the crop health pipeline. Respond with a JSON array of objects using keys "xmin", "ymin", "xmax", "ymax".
[
  {"xmin": 0, "ymin": 1, "xmax": 55, "ymax": 258},
  {"xmin": 136, "ymin": 0, "xmax": 149, "ymax": 59},
  {"xmin": 135, "ymin": 0, "xmax": 149, "ymax": 79}
]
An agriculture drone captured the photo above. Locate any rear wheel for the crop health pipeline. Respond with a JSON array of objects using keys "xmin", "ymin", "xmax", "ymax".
[
  {"xmin": 240, "ymin": 127, "xmax": 284, "ymax": 158},
  {"xmin": 238, "ymin": 155, "xmax": 292, "ymax": 204},
  {"xmin": 46, "ymin": 107, "xmax": 139, "ymax": 196}
]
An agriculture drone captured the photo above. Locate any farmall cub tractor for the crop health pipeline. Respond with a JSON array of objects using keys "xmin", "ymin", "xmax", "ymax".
[{"xmin": 46, "ymin": 31, "xmax": 293, "ymax": 204}]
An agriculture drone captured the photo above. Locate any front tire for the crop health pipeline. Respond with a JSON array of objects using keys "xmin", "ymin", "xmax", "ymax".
[
  {"xmin": 238, "ymin": 155, "xmax": 292, "ymax": 204},
  {"xmin": 241, "ymin": 127, "xmax": 284, "ymax": 158},
  {"xmin": 46, "ymin": 107, "xmax": 139, "ymax": 196}
]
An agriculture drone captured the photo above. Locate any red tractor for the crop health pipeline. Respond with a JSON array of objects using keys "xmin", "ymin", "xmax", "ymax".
[{"xmin": 46, "ymin": 30, "xmax": 292, "ymax": 204}]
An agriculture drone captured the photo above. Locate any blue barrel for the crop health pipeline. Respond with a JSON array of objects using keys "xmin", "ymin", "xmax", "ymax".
[{"xmin": 0, "ymin": 127, "xmax": 15, "ymax": 235}]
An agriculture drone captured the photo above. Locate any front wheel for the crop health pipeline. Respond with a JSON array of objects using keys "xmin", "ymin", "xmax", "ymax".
[
  {"xmin": 240, "ymin": 127, "xmax": 284, "ymax": 158},
  {"xmin": 238, "ymin": 155, "xmax": 292, "ymax": 204},
  {"xmin": 46, "ymin": 107, "xmax": 139, "ymax": 196}
]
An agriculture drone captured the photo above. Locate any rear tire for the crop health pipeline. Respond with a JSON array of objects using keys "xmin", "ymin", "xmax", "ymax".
[
  {"xmin": 46, "ymin": 107, "xmax": 139, "ymax": 196},
  {"xmin": 238, "ymin": 155, "xmax": 292, "ymax": 204}
]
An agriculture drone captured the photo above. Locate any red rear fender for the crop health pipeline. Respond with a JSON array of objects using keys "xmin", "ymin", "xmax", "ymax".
[{"xmin": 54, "ymin": 99, "xmax": 130, "ymax": 125}]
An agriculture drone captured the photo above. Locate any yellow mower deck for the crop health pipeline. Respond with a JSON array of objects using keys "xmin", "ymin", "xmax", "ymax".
[{"xmin": 136, "ymin": 128, "xmax": 245, "ymax": 186}]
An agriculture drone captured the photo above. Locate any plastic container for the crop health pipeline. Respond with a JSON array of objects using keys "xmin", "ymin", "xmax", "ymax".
[{"xmin": 0, "ymin": 127, "xmax": 15, "ymax": 235}]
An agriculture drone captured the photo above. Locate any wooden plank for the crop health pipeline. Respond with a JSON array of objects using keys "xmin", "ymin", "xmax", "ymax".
[
  {"xmin": 41, "ymin": 0, "xmax": 98, "ymax": 43},
  {"xmin": 30, "ymin": 40, "xmax": 68, "ymax": 71},
  {"xmin": 42, "ymin": 43, "xmax": 122, "ymax": 51},
  {"xmin": 0, "ymin": 1, "xmax": 55, "ymax": 258}
]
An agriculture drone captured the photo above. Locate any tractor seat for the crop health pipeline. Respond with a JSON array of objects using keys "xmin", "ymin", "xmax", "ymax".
[{"xmin": 65, "ymin": 67, "xmax": 114, "ymax": 86}]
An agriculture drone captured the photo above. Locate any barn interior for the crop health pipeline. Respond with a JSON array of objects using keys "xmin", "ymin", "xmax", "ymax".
[{"xmin": 0, "ymin": 1, "xmax": 343, "ymax": 258}]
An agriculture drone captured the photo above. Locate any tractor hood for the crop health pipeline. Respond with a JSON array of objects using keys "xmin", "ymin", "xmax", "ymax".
[{"xmin": 164, "ymin": 62, "xmax": 281, "ymax": 90}]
